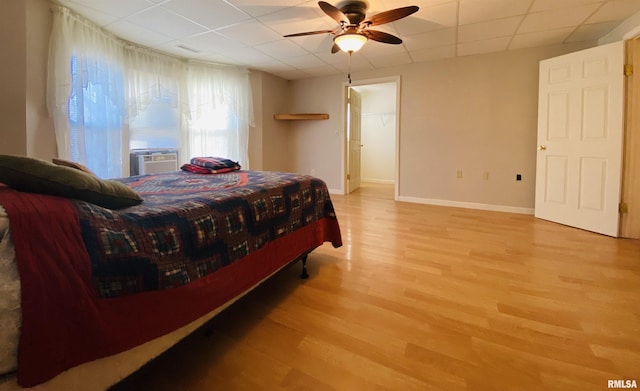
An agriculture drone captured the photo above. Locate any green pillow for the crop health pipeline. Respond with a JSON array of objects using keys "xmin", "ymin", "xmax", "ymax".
[{"xmin": 0, "ymin": 155, "xmax": 142, "ymax": 209}]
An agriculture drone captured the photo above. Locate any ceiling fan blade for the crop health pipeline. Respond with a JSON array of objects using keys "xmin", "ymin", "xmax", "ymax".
[
  {"xmin": 362, "ymin": 6, "xmax": 419, "ymax": 27},
  {"xmin": 331, "ymin": 43, "xmax": 340, "ymax": 53},
  {"xmin": 284, "ymin": 29, "xmax": 335, "ymax": 38},
  {"xmin": 318, "ymin": 1, "xmax": 349, "ymax": 24},
  {"xmin": 363, "ymin": 30, "xmax": 403, "ymax": 44}
]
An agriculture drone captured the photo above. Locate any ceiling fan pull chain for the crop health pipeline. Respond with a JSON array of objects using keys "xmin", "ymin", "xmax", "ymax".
[{"xmin": 348, "ymin": 51, "xmax": 353, "ymax": 85}]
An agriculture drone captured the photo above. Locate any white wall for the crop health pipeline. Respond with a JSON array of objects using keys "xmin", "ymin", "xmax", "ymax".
[
  {"xmin": 0, "ymin": 0, "xmax": 27, "ymax": 155},
  {"xmin": 287, "ymin": 75, "xmax": 345, "ymax": 189},
  {"xmin": 255, "ymin": 72, "xmax": 293, "ymax": 173},
  {"xmin": 26, "ymin": 0, "xmax": 55, "ymax": 159},
  {"xmin": 0, "ymin": 0, "xmax": 56, "ymax": 159},
  {"xmin": 288, "ymin": 42, "xmax": 594, "ymax": 211}
]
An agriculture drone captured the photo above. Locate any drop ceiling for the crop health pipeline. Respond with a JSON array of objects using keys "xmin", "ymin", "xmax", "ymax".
[{"xmin": 57, "ymin": 0, "xmax": 640, "ymax": 80}]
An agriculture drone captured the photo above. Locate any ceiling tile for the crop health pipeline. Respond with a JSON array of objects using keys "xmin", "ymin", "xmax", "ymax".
[
  {"xmin": 342, "ymin": 54, "xmax": 376, "ymax": 72},
  {"xmin": 150, "ymin": 40, "xmax": 207, "ymax": 57},
  {"xmin": 367, "ymin": 51, "xmax": 413, "ymax": 68},
  {"xmin": 368, "ymin": 23, "xmax": 402, "ymax": 36},
  {"xmin": 509, "ymin": 27, "xmax": 574, "ymax": 49},
  {"xmin": 409, "ymin": 44, "xmax": 456, "ymax": 62},
  {"xmin": 565, "ymin": 21, "xmax": 620, "ymax": 41},
  {"xmin": 196, "ymin": 52, "xmax": 239, "ymax": 65},
  {"xmin": 248, "ymin": 58, "xmax": 292, "ymax": 71},
  {"xmin": 258, "ymin": 4, "xmax": 332, "ymax": 36},
  {"xmin": 126, "ymin": 6, "xmax": 208, "ymax": 39},
  {"xmin": 297, "ymin": 34, "xmax": 336, "ymax": 55},
  {"xmin": 61, "ymin": 3, "xmax": 119, "ymax": 26},
  {"xmin": 457, "ymin": 36, "xmax": 510, "ymax": 56},
  {"xmin": 62, "ymin": 0, "xmax": 153, "ymax": 18},
  {"xmin": 403, "ymin": 28, "xmax": 456, "ymax": 50},
  {"xmin": 217, "ymin": 20, "xmax": 283, "ymax": 46},
  {"xmin": 254, "ymin": 60, "xmax": 297, "ymax": 74},
  {"xmin": 458, "ymin": 16, "xmax": 522, "ymax": 43},
  {"xmin": 254, "ymin": 39, "xmax": 310, "ymax": 58},
  {"xmin": 359, "ymin": 40, "xmax": 409, "ymax": 57},
  {"xmin": 161, "ymin": 0, "xmax": 251, "ymax": 30},
  {"xmin": 530, "ymin": 0, "xmax": 604, "ymax": 12},
  {"xmin": 586, "ymin": 0, "xmax": 640, "ymax": 23},
  {"xmin": 313, "ymin": 51, "xmax": 354, "ymax": 66},
  {"xmin": 271, "ymin": 68, "xmax": 312, "ymax": 80},
  {"xmin": 223, "ymin": 47, "xmax": 278, "ymax": 65},
  {"xmin": 227, "ymin": 0, "xmax": 306, "ymax": 18},
  {"xmin": 518, "ymin": 3, "xmax": 602, "ymax": 33},
  {"xmin": 359, "ymin": 0, "xmax": 394, "ymax": 18},
  {"xmin": 107, "ymin": 20, "xmax": 175, "ymax": 47},
  {"xmin": 459, "ymin": 0, "xmax": 532, "ymax": 25},
  {"xmin": 181, "ymin": 31, "xmax": 243, "ymax": 53},
  {"xmin": 280, "ymin": 53, "xmax": 328, "ymax": 69},
  {"xmin": 381, "ymin": 0, "xmax": 454, "ymax": 8},
  {"xmin": 395, "ymin": 1, "xmax": 458, "ymax": 36},
  {"xmin": 321, "ymin": 51, "xmax": 374, "ymax": 71},
  {"xmin": 302, "ymin": 64, "xmax": 342, "ymax": 77}
]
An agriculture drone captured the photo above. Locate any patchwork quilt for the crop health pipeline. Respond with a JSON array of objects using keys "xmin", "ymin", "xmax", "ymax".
[{"xmin": 80, "ymin": 170, "xmax": 338, "ymax": 298}]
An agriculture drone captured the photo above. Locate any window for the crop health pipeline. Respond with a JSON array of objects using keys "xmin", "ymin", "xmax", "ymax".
[
  {"xmin": 186, "ymin": 62, "xmax": 251, "ymax": 166},
  {"xmin": 188, "ymin": 103, "xmax": 233, "ymax": 159},
  {"xmin": 129, "ymin": 93, "xmax": 180, "ymax": 151},
  {"xmin": 68, "ymin": 56, "xmax": 125, "ymax": 179},
  {"xmin": 49, "ymin": 7, "xmax": 252, "ymax": 179}
]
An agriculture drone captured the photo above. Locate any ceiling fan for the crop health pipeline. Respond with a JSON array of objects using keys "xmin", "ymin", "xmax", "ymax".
[{"xmin": 284, "ymin": 0, "xmax": 419, "ymax": 54}]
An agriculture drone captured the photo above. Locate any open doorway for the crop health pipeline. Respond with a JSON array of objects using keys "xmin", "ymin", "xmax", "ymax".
[{"xmin": 343, "ymin": 77, "xmax": 400, "ymax": 200}]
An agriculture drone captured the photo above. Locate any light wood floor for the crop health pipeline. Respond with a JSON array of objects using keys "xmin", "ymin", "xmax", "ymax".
[
  {"xmin": 112, "ymin": 186, "xmax": 640, "ymax": 391},
  {"xmin": 351, "ymin": 181, "xmax": 395, "ymax": 200}
]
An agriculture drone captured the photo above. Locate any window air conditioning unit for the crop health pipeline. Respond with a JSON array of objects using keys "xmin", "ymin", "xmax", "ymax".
[
  {"xmin": 138, "ymin": 153, "xmax": 178, "ymax": 175},
  {"xmin": 130, "ymin": 149, "xmax": 179, "ymax": 176}
]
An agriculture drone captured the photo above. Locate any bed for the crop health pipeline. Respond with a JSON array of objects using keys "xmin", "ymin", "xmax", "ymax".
[{"xmin": 0, "ymin": 165, "xmax": 342, "ymax": 390}]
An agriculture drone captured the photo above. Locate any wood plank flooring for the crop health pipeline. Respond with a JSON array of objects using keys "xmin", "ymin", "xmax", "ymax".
[{"xmin": 112, "ymin": 184, "xmax": 640, "ymax": 391}]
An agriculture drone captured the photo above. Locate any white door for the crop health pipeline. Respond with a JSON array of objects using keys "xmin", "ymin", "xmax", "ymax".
[
  {"xmin": 348, "ymin": 88, "xmax": 363, "ymax": 193},
  {"xmin": 535, "ymin": 41, "xmax": 625, "ymax": 237}
]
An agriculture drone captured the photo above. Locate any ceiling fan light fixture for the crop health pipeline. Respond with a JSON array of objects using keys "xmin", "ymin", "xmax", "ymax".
[{"xmin": 334, "ymin": 33, "xmax": 368, "ymax": 52}]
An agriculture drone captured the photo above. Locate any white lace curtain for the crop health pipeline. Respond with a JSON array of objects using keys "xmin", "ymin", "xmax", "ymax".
[
  {"xmin": 47, "ymin": 7, "xmax": 125, "ymax": 178},
  {"xmin": 187, "ymin": 62, "xmax": 253, "ymax": 167},
  {"xmin": 47, "ymin": 6, "xmax": 253, "ymax": 177}
]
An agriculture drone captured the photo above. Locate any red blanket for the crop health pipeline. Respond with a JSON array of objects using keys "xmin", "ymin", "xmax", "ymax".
[{"xmin": 0, "ymin": 187, "xmax": 341, "ymax": 386}]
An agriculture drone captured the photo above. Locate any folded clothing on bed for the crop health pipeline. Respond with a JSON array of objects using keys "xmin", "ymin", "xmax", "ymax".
[{"xmin": 181, "ymin": 157, "xmax": 241, "ymax": 174}]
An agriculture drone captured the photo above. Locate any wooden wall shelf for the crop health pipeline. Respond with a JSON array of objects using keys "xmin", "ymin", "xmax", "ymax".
[{"xmin": 274, "ymin": 113, "xmax": 329, "ymax": 120}]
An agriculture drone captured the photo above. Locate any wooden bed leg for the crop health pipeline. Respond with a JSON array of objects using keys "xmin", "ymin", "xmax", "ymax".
[{"xmin": 300, "ymin": 255, "xmax": 309, "ymax": 279}]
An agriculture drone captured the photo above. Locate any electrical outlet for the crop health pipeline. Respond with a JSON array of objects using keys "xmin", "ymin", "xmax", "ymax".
[
  {"xmin": 456, "ymin": 170, "xmax": 463, "ymax": 179},
  {"xmin": 482, "ymin": 171, "xmax": 489, "ymax": 180},
  {"xmin": 310, "ymin": 168, "xmax": 316, "ymax": 176}
]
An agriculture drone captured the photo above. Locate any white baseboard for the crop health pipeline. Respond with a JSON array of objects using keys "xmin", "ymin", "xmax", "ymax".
[
  {"xmin": 397, "ymin": 196, "xmax": 534, "ymax": 215},
  {"xmin": 328, "ymin": 188, "xmax": 344, "ymax": 195}
]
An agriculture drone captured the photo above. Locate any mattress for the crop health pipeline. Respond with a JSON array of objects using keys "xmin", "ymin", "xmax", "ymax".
[{"xmin": 0, "ymin": 204, "xmax": 19, "ymax": 376}]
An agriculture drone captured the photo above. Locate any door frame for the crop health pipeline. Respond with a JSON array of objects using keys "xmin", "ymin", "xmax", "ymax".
[
  {"xmin": 341, "ymin": 76, "xmax": 401, "ymax": 199},
  {"xmin": 621, "ymin": 37, "xmax": 640, "ymax": 238}
]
